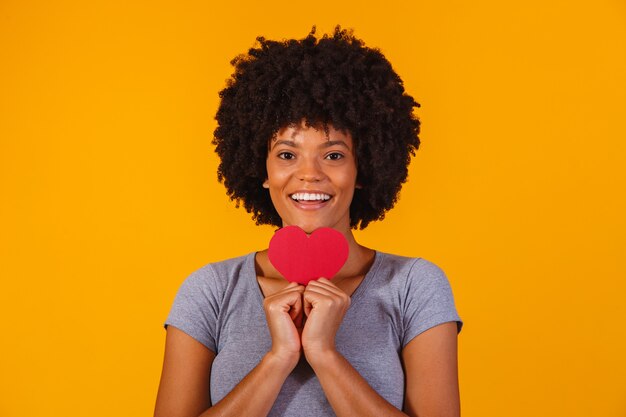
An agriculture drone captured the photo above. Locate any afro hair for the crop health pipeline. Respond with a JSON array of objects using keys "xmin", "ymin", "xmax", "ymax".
[{"xmin": 213, "ymin": 26, "xmax": 421, "ymax": 229}]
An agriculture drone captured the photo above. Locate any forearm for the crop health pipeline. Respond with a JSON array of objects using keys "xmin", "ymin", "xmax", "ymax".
[
  {"xmin": 198, "ymin": 352, "xmax": 294, "ymax": 417},
  {"xmin": 307, "ymin": 350, "xmax": 408, "ymax": 417}
]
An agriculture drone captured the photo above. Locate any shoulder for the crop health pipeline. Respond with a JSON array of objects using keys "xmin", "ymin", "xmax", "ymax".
[
  {"xmin": 375, "ymin": 252, "xmax": 450, "ymax": 288},
  {"xmin": 164, "ymin": 253, "xmax": 256, "ymax": 347},
  {"xmin": 377, "ymin": 252, "xmax": 460, "ymax": 320},
  {"xmin": 175, "ymin": 253, "xmax": 254, "ymax": 299},
  {"xmin": 366, "ymin": 252, "xmax": 462, "ymax": 346}
]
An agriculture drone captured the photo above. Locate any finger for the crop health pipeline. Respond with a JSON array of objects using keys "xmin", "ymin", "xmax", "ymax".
[
  {"xmin": 304, "ymin": 285, "xmax": 343, "ymax": 299},
  {"xmin": 265, "ymin": 287, "xmax": 305, "ymax": 315},
  {"xmin": 304, "ymin": 285, "xmax": 350, "ymax": 312},
  {"xmin": 283, "ymin": 289, "xmax": 305, "ymax": 311},
  {"xmin": 281, "ymin": 282, "xmax": 304, "ymax": 291},
  {"xmin": 303, "ymin": 297, "xmax": 313, "ymax": 317},
  {"xmin": 289, "ymin": 293, "xmax": 303, "ymax": 322},
  {"xmin": 307, "ymin": 278, "xmax": 345, "ymax": 295},
  {"xmin": 306, "ymin": 278, "xmax": 332, "ymax": 289},
  {"xmin": 311, "ymin": 277, "xmax": 334, "ymax": 286},
  {"xmin": 267, "ymin": 284, "xmax": 305, "ymax": 301},
  {"xmin": 305, "ymin": 280, "xmax": 350, "ymax": 298},
  {"xmin": 292, "ymin": 312, "xmax": 303, "ymax": 328},
  {"xmin": 265, "ymin": 284, "xmax": 305, "ymax": 325},
  {"xmin": 278, "ymin": 282, "xmax": 305, "ymax": 293},
  {"xmin": 292, "ymin": 309, "xmax": 304, "ymax": 328},
  {"xmin": 302, "ymin": 288, "xmax": 332, "ymax": 312}
]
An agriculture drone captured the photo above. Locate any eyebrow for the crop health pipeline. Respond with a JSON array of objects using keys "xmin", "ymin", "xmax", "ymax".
[{"xmin": 270, "ymin": 139, "xmax": 351, "ymax": 151}]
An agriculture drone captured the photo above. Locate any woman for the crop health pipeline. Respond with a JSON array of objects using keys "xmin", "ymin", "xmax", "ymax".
[{"xmin": 155, "ymin": 27, "xmax": 463, "ymax": 417}]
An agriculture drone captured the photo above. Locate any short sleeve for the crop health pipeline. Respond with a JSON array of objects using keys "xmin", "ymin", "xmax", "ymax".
[
  {"xmin": 163, "ymin": 265, "xmax": 221, "ymax": 353},
  {"xmin": 401, "ymin": 258, "xmax": 463, "ymax": 348}
]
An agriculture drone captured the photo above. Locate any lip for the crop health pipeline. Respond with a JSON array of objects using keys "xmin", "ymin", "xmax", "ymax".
[
  {"xmin": 288, "ymin": 189, "xmax": 333, "ymax": 211},
  {"xmin": 289, "ymin": 189, "xmax": 333, "ymax": 196},
  {"xmin": 290, "ymin": 198, "xmax": 330, "ymax": 211}
]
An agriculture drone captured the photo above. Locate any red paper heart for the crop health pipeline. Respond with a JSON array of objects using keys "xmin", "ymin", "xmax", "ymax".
[{"xmin": 268, "ymin": 226, "xmax": 349, "ymax": 285}]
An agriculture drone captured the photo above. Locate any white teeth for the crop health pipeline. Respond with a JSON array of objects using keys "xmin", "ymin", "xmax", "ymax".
[{"xmin": 291, "ymin": 192, "xmax": 331, "ymax": 201}]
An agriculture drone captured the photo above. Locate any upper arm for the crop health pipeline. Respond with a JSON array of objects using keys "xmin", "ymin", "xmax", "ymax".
[
  {"xmin": 154, "ymin": 325, "xmax": 216, "ymax": 417},
  {"xmin": 401, "ymin": 321, "xmax": 460, "ymax": 417}
]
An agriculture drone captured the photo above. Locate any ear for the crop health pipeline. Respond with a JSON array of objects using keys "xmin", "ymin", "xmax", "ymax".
[{"xmin": 263, "ymin": 179, "xmax": 269, "ymax": 189}]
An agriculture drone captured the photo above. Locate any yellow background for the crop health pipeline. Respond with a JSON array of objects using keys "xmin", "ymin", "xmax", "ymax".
[{"xmin": 1, "ymin": 0, "xmax": 625, "ymax": 416}]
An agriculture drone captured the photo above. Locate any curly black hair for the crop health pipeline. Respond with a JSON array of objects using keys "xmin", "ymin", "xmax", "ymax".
[{"xmin": 213, "ymin": 26, "xmax": 421, "ymax": 229}]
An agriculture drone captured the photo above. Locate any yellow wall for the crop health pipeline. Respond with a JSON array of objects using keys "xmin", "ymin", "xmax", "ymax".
[{"xmin": 1, "ymin": 0, "xmax": 625, "ymax": 416}]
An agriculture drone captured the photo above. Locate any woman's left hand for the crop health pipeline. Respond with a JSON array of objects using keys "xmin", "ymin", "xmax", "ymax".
[{"xmin": 301, "ymin": 278, "xmax": 350, "ymax": 363}]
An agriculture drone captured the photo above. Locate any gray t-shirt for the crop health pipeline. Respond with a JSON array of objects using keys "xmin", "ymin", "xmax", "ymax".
[{"xmin": 164, "ymin": 251, "xmax": 463, "ymax": 416}]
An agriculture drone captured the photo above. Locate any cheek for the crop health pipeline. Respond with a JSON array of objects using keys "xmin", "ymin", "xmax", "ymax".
[
  {"xmin": 337, "ymin": 166, "xmax": 358, "ymax": 188},
  {"xmin": 266, "ymin": 169, "xmax": 289, "ymax": 187}
]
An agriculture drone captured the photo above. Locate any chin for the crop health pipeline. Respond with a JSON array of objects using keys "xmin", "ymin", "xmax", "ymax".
[
  {"xmin": 283, "ymin": 219, "xmax": 347, "ymax": 235},
  {"xmin": 285, "ymin": 223, "xmax": 320, "ymax": 234},
  {"xmin": 300, "ymin": 225, "xmax": 320, "ymax": 234}
]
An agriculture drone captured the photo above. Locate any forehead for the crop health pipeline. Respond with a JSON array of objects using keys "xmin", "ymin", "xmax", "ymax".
[{"xmin": 271, "ymin": 122, "xmax": 353, "ymax": 146}]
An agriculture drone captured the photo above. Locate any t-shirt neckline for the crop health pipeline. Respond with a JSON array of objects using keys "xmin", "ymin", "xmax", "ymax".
[{"xmin": 246, "ymin": 250, "xmax": 384, "ymax": 307}]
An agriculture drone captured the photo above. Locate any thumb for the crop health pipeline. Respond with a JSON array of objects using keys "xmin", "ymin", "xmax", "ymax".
[{"xmin": 289, "ymin": 293, "xmax": 304, "ymax": 327}]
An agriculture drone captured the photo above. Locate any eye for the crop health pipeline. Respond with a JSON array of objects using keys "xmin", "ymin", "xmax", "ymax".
[
  {"xmin": 277, "ymin": 151, "xmax": 295, "ymax": 160},
  {"xmin": 325, "ymin": 152, "xmax": 344, "ymax": 161}
]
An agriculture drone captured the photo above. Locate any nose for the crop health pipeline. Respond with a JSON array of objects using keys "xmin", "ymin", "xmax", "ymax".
[{"xmin": 296, "ymin": 157, "xmax": 325, "ymax": 182}]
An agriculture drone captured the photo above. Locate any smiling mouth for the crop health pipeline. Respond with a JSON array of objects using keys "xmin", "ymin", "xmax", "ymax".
[{"xmin": 290, "ymin": 192, "xmax": 332, "ymax": 203}]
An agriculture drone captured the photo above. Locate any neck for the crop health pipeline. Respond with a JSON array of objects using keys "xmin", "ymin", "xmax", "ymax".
[{"xmin": 334, "ymin": 228, "xmax": 375, "ymax": 279}]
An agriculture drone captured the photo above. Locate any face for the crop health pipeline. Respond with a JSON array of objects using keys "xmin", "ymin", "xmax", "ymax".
[{"xmin": 264, "ymin": 122, "xmax": 358, "ymax": 235}]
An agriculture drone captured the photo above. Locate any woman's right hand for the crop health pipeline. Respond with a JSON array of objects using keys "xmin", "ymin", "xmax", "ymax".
[{"xmin": 262, "ymin": 282, "xmax": 305, "ymax": 369}]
